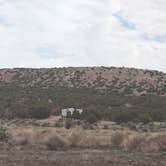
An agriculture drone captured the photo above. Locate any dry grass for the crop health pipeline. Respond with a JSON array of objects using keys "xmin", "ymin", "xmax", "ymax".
[
  {"xmin": 124, "ymin": 134, "xmax": 146, "ymax": 151},
  {"xmin": 68, "ymin": 129, "xmax": 83, "ymax": 147},
  {"xmin": 147, "ymin": 134, "xmax": 166, "ymax": 151},
  {"xmin": 5, "ymin": 126, "xmax": 166, "ymax": 152},
  {"xmin": 67, "ymin": 128, "xmax": 99, "ymax": 148},
  {"xmin": 155, "ymin": 134, "xmax": 166, "ymax": 151},
  {"xmin": 7, "ymin": 127, "xmax": 35, "ymax": 145}
]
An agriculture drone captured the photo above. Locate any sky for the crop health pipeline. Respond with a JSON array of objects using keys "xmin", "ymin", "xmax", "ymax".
[{"xmin": 0, "ymin": 0, "xmax": 166, "ymax": 71}]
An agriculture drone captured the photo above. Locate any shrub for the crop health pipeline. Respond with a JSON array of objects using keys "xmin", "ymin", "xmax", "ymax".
[
  {"xmin": 11, "ymin": 137, "xmax": 28, "ymax": 146},
  {"xmin": 65, "ymin": 119, "xmax": 72, "ymax": 129},
  {"xmin": 72, "ymin": 110, "xmax": 81, "ymax": 119},
  {"xmin": 29, "ymin": 106, "xmax": 51, "ymax": 119},
  {"xmin": 137, "ymin": 113, "xmax": 152, "ymax": 124},
  {"xmin": 45, "ymin": 135, "xmax": 68, "ymax": 150},
  {"xmin": 0, "ymin": 127, "xmax": 8, "ymax": 141},
  {"xmin": 85, "ymin": 113, "xmax": 98, "ymax": 124},
  {"xmin": 103, "ymin": 125, "xmax": 109, "ymax": 130},
  {"xmin": 111, "ymin": 132, "xmax": 125, "ymax": 148},
  {"xmin": 14, "ymin": 108, "xmax": 30, "ymax": 119},
  {"xmin": 82, "ymin": 122, "xmax": 90, "ymax": 130}
]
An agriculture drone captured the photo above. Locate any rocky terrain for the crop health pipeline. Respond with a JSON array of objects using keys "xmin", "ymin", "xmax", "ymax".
[
  {"xmin": 0, "ymin": 67, "xmax": 166, "ymax": 95},
  {"xmin": 0, "ymin": 67, "xmax": 166, "ymax": 122}
]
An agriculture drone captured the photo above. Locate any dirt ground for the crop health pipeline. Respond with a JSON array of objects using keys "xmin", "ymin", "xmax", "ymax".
[{"xmin": 0, "ymin": 146, "xmax": 165, "ymax": 166}]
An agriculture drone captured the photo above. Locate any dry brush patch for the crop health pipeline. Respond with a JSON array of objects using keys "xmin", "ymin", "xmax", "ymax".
[
  {"xmin": 7, "ymin": 127, "xmax": 35, "ymax": 145},
  {"xmin": 110, "ymin": 131, "xmax": 129, "ymax": 148},
  {"xmin": 113, "ymin": 131, "xmax": 166, "ymax": 152},
  {"xmin": 44, "ymin": 135, "xmax": 68, "ymax": 150},
  {"xmin": 146, "ymin": 134, "xmax": 166, "ymax": 151},
  {"xmin": 124, "ymin": 134, "xmax": 147, "ymax": 151},
  {"xmin": 67, "ymin": 129, "xmax": 100, "ymax": 148},
  {"xmin": 4, "ymin": 126, "xmax": 166, "ymax": 152}
]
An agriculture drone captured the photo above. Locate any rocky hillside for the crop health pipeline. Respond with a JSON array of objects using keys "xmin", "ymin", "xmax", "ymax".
[
  {"xmin": 0, "ymin": 67, "xmax": 166, "ymax": 96},
  {"xmin": 0, "ymin": 67, "xmax": 166, "ymax": 122}
]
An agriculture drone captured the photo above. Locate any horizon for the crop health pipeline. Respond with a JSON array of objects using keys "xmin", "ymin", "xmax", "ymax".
[
  {"xmin": 0, "ymin": 65, "xmax": 165, "ymax": 74},
  {"xmin": 0, "ymin": 0, "xmax": 166, "ymax": 71}
]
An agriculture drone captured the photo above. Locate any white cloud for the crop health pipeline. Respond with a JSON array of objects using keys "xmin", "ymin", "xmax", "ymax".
[{"xmin": 0, "ymin": 0, "xmax": 166, "ymax": 71}]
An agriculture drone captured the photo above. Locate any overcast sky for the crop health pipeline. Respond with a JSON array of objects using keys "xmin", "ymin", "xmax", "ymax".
[{"xmin": 0, "ymin": 0, "xmax": 166, "ymax": 71}]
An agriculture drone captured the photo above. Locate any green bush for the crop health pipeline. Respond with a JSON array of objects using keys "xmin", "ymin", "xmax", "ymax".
[
  {"xmin": 0, "ymin": 85, "xmax": 166, "ymax": 123},
  {"xmin": 45, "ymin": 135, "xmax": 67, "ymax": 150},
  {"xmin": 84, "ymin": 113, "xmax": 98, "ymax": 124},
  {"xmin": 29, "ymin": 106, "xmax": 51, "ymax": 119},
  {"xmin": 65, "ymin": 118, "xmax": 72, "ymax": 129},
  {"xmin": 72, "ymin": 110, "xmax": 81, "ymax": 119},
  {"xmin": 0, "ymin": 127, "xmax": 8, "ymax": 141}
]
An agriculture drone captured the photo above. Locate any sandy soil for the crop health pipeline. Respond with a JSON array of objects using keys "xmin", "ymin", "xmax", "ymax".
[{"xmin": 0, "ymin": 145, "xmax": 165, "ymax": 166}]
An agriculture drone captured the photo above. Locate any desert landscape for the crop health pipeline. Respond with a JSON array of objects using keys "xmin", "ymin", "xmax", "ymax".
[
  {"xmin": 0, "ymin": 67, "xmax": 165, "ymax": 165},
  {"xmin": 0, "ymin": 0, "xmax": 166, "ymax": 165},
  {"xmin": 0, "ymin": 115, "xmax": 165, "ymax": 166}
]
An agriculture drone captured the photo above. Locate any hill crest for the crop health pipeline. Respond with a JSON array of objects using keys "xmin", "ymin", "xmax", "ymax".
[{"xmin": 0, "ymin": 67, "xmax": 166, "ymax": 96}]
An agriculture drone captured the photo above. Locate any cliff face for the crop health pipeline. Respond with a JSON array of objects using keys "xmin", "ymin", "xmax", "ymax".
[{"xmin": 0, "ymin": 67, "xmax": 166, "ymax": 95}]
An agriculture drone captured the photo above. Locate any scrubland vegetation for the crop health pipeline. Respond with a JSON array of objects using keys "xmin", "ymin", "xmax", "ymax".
[
  {"xmin": 0, "ymin": 86, "xmax": 166, "ymax": 123},
  {"xmin": 0, "ymin": 67, "xmax": 166, "ymax": 123},
  {"xmin": 0, "ymin": 67, "xmax": 166, "ymax": 165},
  {"xmin": 0, "ymin": 114, "xmax": 165, "ymax": 165},
  {"xmin": 0, "ymin": 124, "xmax": 166, "ymax": 152}
]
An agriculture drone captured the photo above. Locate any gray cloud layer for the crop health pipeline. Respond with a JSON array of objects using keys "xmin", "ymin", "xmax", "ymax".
[{"xmin": 0, "ymin": 0, "xmax": 166, "ymax": 71}]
